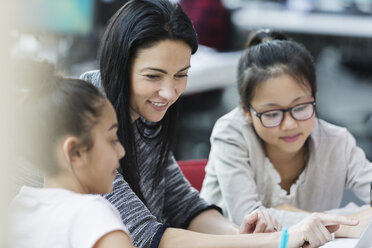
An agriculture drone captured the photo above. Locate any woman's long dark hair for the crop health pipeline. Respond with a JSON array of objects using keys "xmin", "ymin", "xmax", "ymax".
[{"xmin": 99, "ymin": 0, "xmax": 198, "ymax": 203}]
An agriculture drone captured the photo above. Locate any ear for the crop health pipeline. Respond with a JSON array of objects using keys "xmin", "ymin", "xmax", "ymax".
[
  {"xmin": 62, "ymin": 136, "xmax": 87, "ymax": 169},
  {"xmin": 239, "ymin": 101, "xmax": 253, "ymax": 124}
]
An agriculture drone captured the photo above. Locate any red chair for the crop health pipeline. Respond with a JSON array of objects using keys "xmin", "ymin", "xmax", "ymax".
[{"xmin": 178, "ymin": 159, "xmax": 208, "ymax": 192}]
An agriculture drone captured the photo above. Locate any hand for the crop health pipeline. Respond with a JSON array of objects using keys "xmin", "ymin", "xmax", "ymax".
[
  {"xmin": 336, "ymin": 207, "xmax": 372, "ymax": 238},
  {"xmin": 287, "ymin": 213, "xmax": 359, "ymax": 248},
  {"xmin": 239, "ymin": 209, "xmax": 282, "ymax": 234}
]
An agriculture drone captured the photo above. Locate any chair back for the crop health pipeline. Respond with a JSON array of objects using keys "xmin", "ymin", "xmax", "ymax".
[{"xmin": 178, "ymin": 159, "xmax": 208, "ymax": 192}]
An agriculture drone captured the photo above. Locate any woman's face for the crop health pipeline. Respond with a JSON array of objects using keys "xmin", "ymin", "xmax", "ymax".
[
  {"xmin": 129, "ymin": 39, "xmax": 192, "ymax": 122},
  {"xmin": 244, "ymin": 73, "xmax": 315, "ymax": 155}
]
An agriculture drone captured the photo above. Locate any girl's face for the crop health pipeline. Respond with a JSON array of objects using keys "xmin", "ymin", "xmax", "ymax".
[
  {"xmin": 82, "ymin": 99, "xmax": 125, "ymax": 194},
  {"xmin": 244, "ymin": 73, "xmax": 315, "ymax": 155},
  {"xmin": 129, "ymin": 39, "xmax": 192, "ymax": 122}
]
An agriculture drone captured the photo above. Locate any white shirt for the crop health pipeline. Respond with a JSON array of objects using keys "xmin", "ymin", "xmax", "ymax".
[
  {"xmin": 201, "ymin": 107, "xmax": 372, "ymax": 227},
  {"xmin": 9, "ymin": 186, "xmax": 129, "ymax": 248}
]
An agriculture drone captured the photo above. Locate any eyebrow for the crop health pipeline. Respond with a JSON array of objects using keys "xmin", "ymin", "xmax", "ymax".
[
  {"xmin": 108, "ymin": 123, "xmax": 118, "ymax": 131},
  {"xmin": 140, "ymin": 65, "xmax": 191, "ymax": 74}
]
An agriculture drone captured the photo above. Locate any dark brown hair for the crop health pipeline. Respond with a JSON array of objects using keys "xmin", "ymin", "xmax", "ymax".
[
  {"xmin": 20, "ymin": 61, "xmax": 106, "ymax": 176},
  {"xmin": 238, "ymin": 30, "xmax": 317, "ymax": 108}
]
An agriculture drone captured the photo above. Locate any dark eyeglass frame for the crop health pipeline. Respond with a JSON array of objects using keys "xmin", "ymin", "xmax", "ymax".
[{"xmin": 249, "ymin": 101, "xmax": 316, "ymax": 128}]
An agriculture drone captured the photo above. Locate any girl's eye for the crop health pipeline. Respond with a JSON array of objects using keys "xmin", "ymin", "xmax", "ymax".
[
  {"xmin": 263, "ymin": 111, "xmax": 281, "ymax": 119},
  {"xmin": 293, "ymin": 105, "xmax": 307, "ymax": 112},
  {"xmin": 112, "ymin": 138, "xmax": 120, "ymax": 144}
]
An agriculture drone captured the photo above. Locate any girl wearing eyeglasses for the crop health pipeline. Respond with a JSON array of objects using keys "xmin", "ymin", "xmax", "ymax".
[{"xmin": 200, "ymin": 30, "xmax": 372, "ymax": 238}]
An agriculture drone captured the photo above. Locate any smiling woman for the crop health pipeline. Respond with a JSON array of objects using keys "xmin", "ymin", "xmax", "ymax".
[{"xmin": 129, "ymin": 40, "xmax": 191, "ymax": 122}]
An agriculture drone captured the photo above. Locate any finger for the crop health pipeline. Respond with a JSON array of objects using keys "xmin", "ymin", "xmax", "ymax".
[
  {"xmin": 326, "ymin": 224, "xmax": 340, "ymax": 234},
  {"xmin": 253, "ymin": 210, "xmax": 267, "ymax": 233},
  {"xmin": 244, "ymin": 212, "xmax": 258, "ymax": 233},
  {"xmin": 240, "ymin": 212, "xmax": 258, "ymax": 233},
  {"xmin": 302, "ymin": 242, "xmax": 310, "ymax": 248},
  {"xmin": 316, "ymin": 221, "xmax": 333, "ymax": 245},
  {"xmin": 305, "ymin": 224, "xmax": 321, "ymax": 248},
  {"xmin": 270, "ymin": 216, "xmax": 282, "ymax": 232},
  {"xmin": 277, "ymin": 222, "xmax": 283, "ymax": 231},
  {"xmin": 262, "ymin": 210, "xmax": 275, "ymax": 232},
  {"xmin": 315, "ymin": 213, "xmax": 359, "ymax": 226}
]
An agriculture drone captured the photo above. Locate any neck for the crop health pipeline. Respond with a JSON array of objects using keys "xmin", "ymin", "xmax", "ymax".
[
  {"xmin": 265, "ymin": 144, "xmax": 307, "ymax": 193},
  {"xmin": 266, "ymin": 146, "xmax": 305, "ymax": 166},
  {"xmin": 129, "ymin": 106, "xmax": 140, "ymax": 123},
  {"xmin": 44, "ymin": 172, "xmax": 88, "ymax": 194}
]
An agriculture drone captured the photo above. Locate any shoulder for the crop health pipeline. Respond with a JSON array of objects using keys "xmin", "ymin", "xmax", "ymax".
[
  {"xmin": 211, "ymin": 107, "xmax": 254, "ymax": 140},
  {"xmin": 80, "ymin": 70, "xmax": 104, "ymax": 93},
  {"xmin": 312, "ymin": 119, "xmax": 350, "ymax": 141},
  {"xmin": 73, "ymin": 194, "xmax": 127, "ymax": 229},
  {"xmin": 213, "ymin": 107, "xmax": 245, "ymax": 130},
  {"xmin": 310, "ymin": 119, "xmax": 357, "ymax": 151}
]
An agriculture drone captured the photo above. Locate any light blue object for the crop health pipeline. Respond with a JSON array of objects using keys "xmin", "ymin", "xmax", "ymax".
[
  {"xmin": 278, "ymin": 227, "xmax": 289, "ymax": 248},
  {"xmin": 18, "ymin": 0, "xmax": 94, "ymax": 35}
]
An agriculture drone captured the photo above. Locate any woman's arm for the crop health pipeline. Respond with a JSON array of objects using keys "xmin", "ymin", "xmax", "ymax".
[
  {"xmin": 162, "ymin": 155, "xmax": 223, "ymax": 229},
  {"xmin": 158, "ymin": 213, "xmax": 358, "ymax": 248},
  {"xmin": 189, "ymin": 208, "xmax": 282, "ymax": 234},
  {"xmin": 187, "ymin": 209, "xmax": 239, "ymax": 234},
  {"xmin": 104, "ymin": 175, "xmax": 165, "ymax": 248}
]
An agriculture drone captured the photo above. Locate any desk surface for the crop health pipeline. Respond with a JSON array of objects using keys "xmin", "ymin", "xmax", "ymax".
[
  {"xmin": 232, "ymin": 8, "xmax": 372, "ymax": 38},
  {"xmin": 321, "ymin": 238, "xmax": 359, "ymax": 247}
]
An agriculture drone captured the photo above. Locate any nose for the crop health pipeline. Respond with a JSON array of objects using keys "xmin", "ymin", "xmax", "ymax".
[
  {"xmin": 280, "ymin": 111, "xmax": 298, "ymax": 130},
  {"xmin": 158, "ymin": 79, "xmax": 177, "ymax": 101},
  {"xmin": 117, "ymin": 142, "xmax": 125, "ymax": 160}
]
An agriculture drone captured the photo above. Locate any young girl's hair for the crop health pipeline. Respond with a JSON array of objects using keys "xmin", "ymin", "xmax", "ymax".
[
  {"xmin": 20, "ymin": 61, "xmax": 106, "ymax": 176},
  {"xmin": 238, "ymin": 29, "xmax": 317, "ymax": 109},
  {"xmin": 99, "ymin": 0, "xmax": 197, "ymax": 203}
]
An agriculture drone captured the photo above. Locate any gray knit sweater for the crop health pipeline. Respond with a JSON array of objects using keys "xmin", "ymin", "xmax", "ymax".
[{"xmin": 81, "ymin": 71, "xmax": 218, "ymax": 248}]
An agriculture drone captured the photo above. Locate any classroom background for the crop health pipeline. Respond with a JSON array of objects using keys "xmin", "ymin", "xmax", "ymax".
[{"xmin": 2, "ymin": 0, "xmax": 372, "ymax": 242}]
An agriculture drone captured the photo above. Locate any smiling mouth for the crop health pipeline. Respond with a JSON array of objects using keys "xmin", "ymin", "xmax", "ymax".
[
  {"xmin": 150, "ymin": 101, "xmax": 167, "ymax": 107},
  {"xmin": 281, "ymin": 134, "xmax": 300, "ymax": 143}
]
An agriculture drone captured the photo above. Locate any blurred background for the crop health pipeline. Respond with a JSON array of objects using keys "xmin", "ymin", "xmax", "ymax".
[{"xmin": 4, "ymin": 0, "xmax": 372, "ymax": 225}]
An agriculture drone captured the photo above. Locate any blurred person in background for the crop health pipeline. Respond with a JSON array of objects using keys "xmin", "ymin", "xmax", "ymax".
[{"xmin": 179, "ymin": 0, "xmax": 232, "ymax": 51}]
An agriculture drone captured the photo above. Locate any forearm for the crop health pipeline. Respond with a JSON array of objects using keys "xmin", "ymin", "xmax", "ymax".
[
  {"xmin": 187, "ymin": 209, "xmax": 239, "ymax": 235},
  {"xmin": 335, "ymin": 207, "xmax": 372, "ymax": 238},
  {"xmin": 159, "ymin": 228, "xmax": 280, "ymax": 248},
  {"xmin": 275, "ymin": 204, "xmax": 309, "ymax": 213}
]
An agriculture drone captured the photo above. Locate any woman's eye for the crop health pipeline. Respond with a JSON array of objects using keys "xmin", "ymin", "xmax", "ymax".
[
  {"xmin": 175, "ymin": 74, "xmax": 188, "ymax": 79},
  {"xmin": 145, "ymin": 74, "xmax": 160, "ymax": 80}
]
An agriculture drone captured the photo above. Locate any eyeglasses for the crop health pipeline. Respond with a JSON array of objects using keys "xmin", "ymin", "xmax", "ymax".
[{"xmin": 249, "ymin": 101, "xmax": 316, "ymax": 128}]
